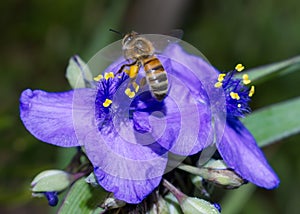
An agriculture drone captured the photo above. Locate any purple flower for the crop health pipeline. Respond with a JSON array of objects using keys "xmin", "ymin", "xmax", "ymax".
[
  {"xmin": 20, "ymin": 48, "xmax": 213, "ymax": 203},
  {"xmin": 163, "ymin": 44, "xmax": 279, "ymax": 189},
  {"xmin": 44, "ymin": 192, "xmax": 58, "ymax": 207},
  {"xmin": 19, "ymin": 42, "xmax": 279, "ymax": 204}
]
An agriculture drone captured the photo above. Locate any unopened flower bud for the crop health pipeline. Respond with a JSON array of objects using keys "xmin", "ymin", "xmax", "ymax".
[
  {"xmin": 179, "ymin": 160, "xmax": 245, "ymax": 189},
  {"xmin": 101, "ymin": 193, "xmax": 126, "ymax": 210},
  {"xmin": 181, "ymin": 197, "xmax": 220, "ymax": 214},
  {"xmin": 85, "ymin": 172, "xmax": 99, "ymax": 187},
  {"xmin": 31, "ymin": 170, "xmax": 73, "ymax": 193},
  {"xmin": 162, "ymin": 179, "xmax": 220, "ymax": 214},
  {"xmin": 201, "ymin": 159, "xmax": 245, "ymax": 189}
]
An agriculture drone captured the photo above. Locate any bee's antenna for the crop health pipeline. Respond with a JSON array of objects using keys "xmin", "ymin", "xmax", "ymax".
[{"xmin": 109, "ymin": 29, "xmax": 124, "ymax": 37}]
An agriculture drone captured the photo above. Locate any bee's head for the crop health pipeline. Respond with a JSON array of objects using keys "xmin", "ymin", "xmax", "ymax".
[{"xmin": 122, "ymin": 31, "xmax": 139, "ymax": 47}]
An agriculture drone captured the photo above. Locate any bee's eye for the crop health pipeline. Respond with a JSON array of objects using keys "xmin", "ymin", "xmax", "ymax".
[{"xmin": 124, "ymin": 35, "xmax": 133, "ymax": 45}]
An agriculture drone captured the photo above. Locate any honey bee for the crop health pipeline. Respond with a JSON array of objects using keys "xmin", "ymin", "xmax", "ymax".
[{"xmin": 117, "ymin": 31, "xmax": 169, "ymax": 101}]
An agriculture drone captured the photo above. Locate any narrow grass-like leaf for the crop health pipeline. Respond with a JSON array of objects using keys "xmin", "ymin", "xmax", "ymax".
[
  {"xmin": 58, "ymin": 178, "xmax": 106, "ymax": 214},
  {"xmin": 221, "ymin": 185, "xmax": 256, "ymax": 214},
  {"xmin": 83, "ymin": 0, "xmax": 130, "ymax": 59},
  {"xmin": 238, "ymin": 55, "xmax": 300, "ymax": 83},
  {"xmin": 242, "ymin": 97, "xmax": 300, "ymax": 147}
]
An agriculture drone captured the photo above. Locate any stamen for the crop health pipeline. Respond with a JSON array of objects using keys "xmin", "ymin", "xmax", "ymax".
[
  {"xmin": 235, "ymin": 64, "xmax": 245, "ymax": 72},
  {"xmin": 125, "ymin": 88, "xmax": 135, "ymax": 98},
  {"xmin": 242, "ymin": 74, "xmax": 251, "ymax": 85},
  {"xmin": 214, "ymin": 82, "xmax": 223, "ymax": 88},
  {"xmin": 249, "ymin": 86, "xmax": 255, "ymax": 97},
  {"xmin": 103, "ymin": 99, "xmax": 113, "ymax": 107},
  {"xmin": 132, "ymin": 82, "xmax": 140, "ymax": 92},
  {"xmin": 230, "ymin": 92, "xmax": 240, "ymax": 100},
  {"xmin": 218, "ymin": 74, "xmax": 226, "ymax": 82},
  {"xmin": 104, "ymin": 72, "xmax": 115, "ymax": 80},
  {"xmin": 218, "ymin": 63, "xmax": 253, "ymax": 118},
  {"xmin": 93, "ymin": 74, "xmax": 103, "ymax": 81}
]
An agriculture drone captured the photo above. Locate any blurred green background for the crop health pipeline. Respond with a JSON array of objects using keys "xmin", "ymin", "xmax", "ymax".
[{"xmin": 1, "ymin": 0, "xmax": 300, "ymax": 213}]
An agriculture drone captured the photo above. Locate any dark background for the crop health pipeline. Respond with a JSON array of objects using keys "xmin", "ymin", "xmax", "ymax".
[{"xmin": 1, "ymin": 0, "xmax": 300, "ymax": 213}]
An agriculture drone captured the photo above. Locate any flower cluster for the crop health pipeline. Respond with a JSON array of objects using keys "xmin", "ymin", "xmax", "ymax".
[{"xmin": 20, "ymin": 42, "xmax": 279, "ymax": 205}]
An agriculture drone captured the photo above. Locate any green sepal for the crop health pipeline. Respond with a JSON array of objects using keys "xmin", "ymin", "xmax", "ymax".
[
  {"xmin": 65, "ymin": 55, "xmax": 93, "ymax": 89},
  {"xmin": 31, "ymin": 170, "xmax": 73, "ymax": 193},
  {"xmin": 180, "ymin": 197, "xmax": 220, "ymax": 214}
]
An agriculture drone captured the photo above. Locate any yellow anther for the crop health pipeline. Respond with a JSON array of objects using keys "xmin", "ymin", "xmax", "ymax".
[
  {"xmin": 235, "ymin": 64, "xmax": 245, "ymax": 72},
  {"xmin": 214, "ymin": 81, "xmax": 223, "ymax": 88},
  {"xmin": 132, "ymin": 82, "xmax": 140, "ymax": 92},
  {"xmin": 134, "ymin": 84, "xmax": 139, "ymax": 92},
  {"xmin": 103, "ymin": 99, "xmax": 112, "ymax": 107},
  {"xmin": 237, "ymin": 104, "xmax": 241, "ymax": 108},
  {"xmin": 93, "ymin": 74, "xmax": 103, "ymax": 81},
  {"xmin": 218, "ymin": 74, "xmax": 226, "ymax": 82},
  {"xmin": 242, "ymin": 74, "xmax": 251, "ymax": 85},
  {"xmin": 230, "ymin": 92, "xmax": 240, "ymax": 100},
  {"xmin": 249, "ymin": 85, "xmax": 255, "ymax": 97},
  {"xmin": 104, "ymin": 72, "xmax": 115, "ymax": 80},
  {"xmin": 125, "ymin": 88, "xmax": 135, "ymax": 98}
]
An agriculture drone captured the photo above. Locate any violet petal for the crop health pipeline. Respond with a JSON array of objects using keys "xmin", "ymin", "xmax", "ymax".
[
  {"xmin": 94, "ymin": 167, "xmax": 162, "ymax": 204},
  {"xmin": 20, "ymin": 88, "xmax": 96, "ymax": 147},
  {"xmin": 217, "ymin": 119, "xmax": 280, "ymax": 189},
  {"xmin": 83, "ymin": 123, "xmax": 168, "ymax": 203}
]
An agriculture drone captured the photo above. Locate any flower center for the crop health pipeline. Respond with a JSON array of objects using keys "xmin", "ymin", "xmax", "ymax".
[
  {"xmin": 214, "ymin": 64, "xmax": 255, "ymax": 118},
  {"xmin": 93, "ymin": 71, "xmax": 130, "ymax": 129}
]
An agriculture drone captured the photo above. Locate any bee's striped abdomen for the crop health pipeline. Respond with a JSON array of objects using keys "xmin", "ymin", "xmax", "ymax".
[{"xmin": 143, "ymin": 56, "xmax": 168, "ymax": 101}]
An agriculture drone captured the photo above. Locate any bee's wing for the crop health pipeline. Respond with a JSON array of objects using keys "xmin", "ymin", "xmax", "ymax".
[
  {"xmin": 142, "ymin": 33, "xmax": 208, "ymax": 60},
  {"xmin": 168, "ymin": 29, "xmax": 184, "ymax": 40},
  {"xmin": 98, "ymin": 39, "xmax": 123, "ymax": 61},
  {"xmin": 141, "ymin": 34, "xmax": 182, "ymax": 54},
  {"xmin": 86, "ymin": 39, "xmax": 125, "ymax": 76}
]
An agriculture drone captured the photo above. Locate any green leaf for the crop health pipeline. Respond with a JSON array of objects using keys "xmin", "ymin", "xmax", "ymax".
[
  {"xmin": 238, "ymin": 55, "xmax": 300, "ymax": 83},
  {"xmin": 82, "ymin": 0, "xmax": 130, "ymax": 59},
  {"xmin": 221, "ymin": 185, "xmax": 256, "ymax": 214},
  {"xmin": 65, "ymin": 55, "xmax": 93, "ymax": 89},
  {"xmin": 242, "ymin": 97, "xmax": 300, "ymax": 147},
  {"xmin": 58, "ymin": 178, "xmax": 106, "ymax": 214}
]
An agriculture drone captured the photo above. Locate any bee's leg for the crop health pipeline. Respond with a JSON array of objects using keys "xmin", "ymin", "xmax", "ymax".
[
  {"xmin": 140, "ymin": 77, "xmax": 147, "ymax": 88},
  {"xmin": 124, "ymin": 63, "xmax": 141, "ymax": 98},
  {"xmin": 116, "ymin": 60, "xmax": 137, "ymax": 74},
  {"xmin": 127, "ymin": 64, "xmax": 141, "ymax": 92}
]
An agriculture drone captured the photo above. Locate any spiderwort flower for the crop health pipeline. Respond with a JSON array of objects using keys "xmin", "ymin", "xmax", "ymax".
[
  {"xmin": 163, "ymin": 44, "xmax": 279, "ymax": 189},
  {"xmin": 20, "ymin": 47, "xmax": 213, "ymax": 203},
  {"xmin": 20, "ymin": 41, "xmax": 279, "ymax": 205}
]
